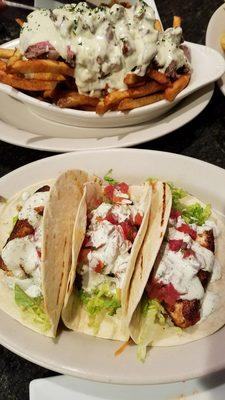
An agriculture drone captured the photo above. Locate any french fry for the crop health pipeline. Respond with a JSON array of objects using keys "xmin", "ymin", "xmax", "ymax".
[
  {"xmin": 164, "ymin": 74, "xmax": 190, "ymax": 101},
  {"xmin": 7, "ymin": 48, "xmax": 22, "ymax": 69},
  {"xmin": 15, "ymin": 18, "xmax": 25, "ymax": 28},
  {"xmin": 96, "ymin": 99, "xmax": 108, "ymax": 115},
  {"xmin": 118, "ymin": 93, "xmax": 165, "ymax": 111},
  {"xmin": 154, "ymin": 19, "xmax": 163, "ymax": 32},
  {"xmin": 0, "ymin": 60, "xmax": 6, "ymax": 71},
  {"xmin": 148, "ymin": 69, "xmax": 170, "ymax": 85},
  {"xmin": 220, "ymin": 33, "xmax": 225, "ymax": 52},
  {"xmin": 43, "ymin": 88, "xmax": 58, "ymax": 98},
  {"xmin": 25, "ymin": 72, "xmax": 66, "ymax": 81},
  {"xmin": 0, "ymin": 48, "xmax": 15, "ymax": 59},
  {"xmin": 173, "ymin": 16, "xmax": 181, "ymax": 28},
  {"xmin": 57, "ymin": 91, "xmax": 99, "ymax": 108},
  {"xmin": 0, "ymin": 70, "xmax": 57, "ymax": 91},
  {"xmin": 11, "ymin": 60, "xmax": 74, "ymax": 77},
  {"xmin": 124, "ymin": 73, "xmax": 146, "ymax": 87}
]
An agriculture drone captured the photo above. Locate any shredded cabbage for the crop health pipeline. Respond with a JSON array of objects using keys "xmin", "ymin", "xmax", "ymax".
[
  {"xmin": 79, "ymin": 283, "xmax": 121, "ymax": 333},
  {"xmin": 15, "ymin": 284, "xmax": 51, "ymax": 332}
]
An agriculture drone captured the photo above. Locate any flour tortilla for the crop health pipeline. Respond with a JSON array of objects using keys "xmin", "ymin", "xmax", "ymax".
[
  {"xmin": 0, "ymin": 170, "xmax": 88, "ymax": 337},
  {"xmin": 62, "ymin": 180, "xmax": 152, "ymax": 341},
  {"xmin": 129, "ymin": 195, "xmax": 225, "ymax": 346}
]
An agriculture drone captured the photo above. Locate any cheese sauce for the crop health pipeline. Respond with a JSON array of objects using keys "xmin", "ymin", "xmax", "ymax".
[
  {"xmin": 19, "ymin": 1, "xmax": 190, "ymax": 96},
  {"xmin": 1, "ymin": 189, "xmax": 50, "ymax": 298}
]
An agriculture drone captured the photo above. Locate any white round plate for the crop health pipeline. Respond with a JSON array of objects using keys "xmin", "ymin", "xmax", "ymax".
[
  {"xmin": 0, "ymin": 39, "xmax": 224, "ymax": 129},
  {"xmin": 0, "ymin": 149, "xmax": 225, "ymax": 384},
  {"xmin": 0, "ymin": 83, "xmax": 214, "ymax": 152},
  {"xmin": 206, "ymin": 4, "xmax": 225, "ymax": 96}
]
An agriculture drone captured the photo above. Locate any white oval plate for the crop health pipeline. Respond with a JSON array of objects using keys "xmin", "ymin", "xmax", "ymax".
[
  {"xmin": 0, "ymin": 149, "xmax": 225, "ymax": 384},
  {"xmin": 0, "ymin": 83, "xmax": 214, "ymax": 151},
  {"xmin": 0, "ymin": 39, "xmax": 224, "ymax": 130},
  {"xmin": 206, "ymin": 4, "xmax": 225, "ymax": 96}
]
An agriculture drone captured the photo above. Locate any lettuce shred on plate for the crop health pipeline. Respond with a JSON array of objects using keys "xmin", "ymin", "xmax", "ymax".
[
  {"xmin": 15, "ymin": 284, "xmax": 51, "ymax": 332},
  {"xmin": 79, "ymin": 283, "xmax": 121, "ymax": 333}
]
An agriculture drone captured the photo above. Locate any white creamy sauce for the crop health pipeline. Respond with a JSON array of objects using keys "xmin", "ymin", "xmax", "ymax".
[
  {"xmin": 79, "ymin": 199, "xmax": 142, "ymax": 293},
  {"xmin": 1, "ymin": 189, "xmax": 49, "ymax": 298},
  {"xmin": 200, "ymin": 291, "xmax": 218, "ymax": 321},
  {"xmin": 19, "ymin": 1, "xmax": 189, "ymax": 96},
  {"xmin": 155, "ymin": 218, "xmax": 216, "ymax": 301},
  {"xmin": 211, "ymin": 259, "xmax": 222, "ymax": 282}
]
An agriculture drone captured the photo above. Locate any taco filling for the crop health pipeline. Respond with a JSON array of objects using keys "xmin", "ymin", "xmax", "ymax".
[
  {"xmin": 76, "ymin": 181, "xmax": 147, "ymax": 332},
  {"xmin": 0, "ymin": 185, "xmax": 51, "ymax": 331},
  {"xmin": 132, "ymin": 184, "xmax": 221, "ymax": 360}
]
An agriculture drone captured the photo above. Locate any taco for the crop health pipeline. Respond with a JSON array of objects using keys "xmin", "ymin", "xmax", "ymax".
[
  {"xmin": 62, "ymin": 176, "xmax": 152, "ymax": 340},
  {"xmin": 0, "ymin": 170, "xmax": 88, "ymax": 337},
  {"xmin": 128, "ymin": 183, "xmax": 225, "ymax": 360}
]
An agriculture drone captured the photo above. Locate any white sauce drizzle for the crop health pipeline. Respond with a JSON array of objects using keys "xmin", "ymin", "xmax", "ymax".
[{"xmin": 19, "ymin": 1, "xmax": 190, "ymax": 96}]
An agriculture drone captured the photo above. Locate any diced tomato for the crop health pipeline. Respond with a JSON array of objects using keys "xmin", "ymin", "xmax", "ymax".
[
  {"xmin": 147, "ymin": 280, "xmax": 180, "ymax": 306},
  {"xmin": 36, "ymin": 249, "xmax": 41, "ymax": 258},
  {"xmin": 94, "ymin": 260, "xmax": 104, "ymax": 273},
  {"xmin": 177, "ymin": 224, "xmax": 197, "ymax": 240},
  {"xmin": 112, "ymin": 196, "xmax": 127, "ymax": 204},
  {"xmin": 169, "ymin": 239, "xmax": 183, "ymax": 252},
  {"xmin": 78, "ymin": 248, "xmax": 91, "ymax": 263},
  {"xmin": 104, "ymin": 184, "xmax": 114, "ymax": 201},
  {"xmin": 134, "ymin": 213, "xmax": 143, "ymax": 226},
  {"xmin": 94, "ymin": 199, "xmax": 102, "ymax": 208},
  {"xmin": 105, "ymin": 212, "xmax": 118, "ymax": 225},
  {"xmin": 120, "ymin": 220, "xmax": 137, "ymax": 242},
  {"xmin": 170, "ymin": 209, "xmax": 181, "ymax": 219},
  {"xmin": 117, "ymin": 182, "xmax": 129, "ymax": 194},
  {"xmin": 183, "ymin": 249, "xmax": 196, "ymax": 259}
]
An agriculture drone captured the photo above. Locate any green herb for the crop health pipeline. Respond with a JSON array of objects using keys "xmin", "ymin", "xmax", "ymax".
[
  {"xmin": 103, "ymin": 169, "xmax": 118, "ymax": 185},
  {"xmin": 12, "ymin": 215, "xmax": 18, "ymax": 225}
]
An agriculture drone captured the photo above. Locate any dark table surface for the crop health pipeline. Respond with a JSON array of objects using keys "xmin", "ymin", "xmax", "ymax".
[{"xmin": 0, "ymin": 0, "xmax": 225, "ymax": 399}]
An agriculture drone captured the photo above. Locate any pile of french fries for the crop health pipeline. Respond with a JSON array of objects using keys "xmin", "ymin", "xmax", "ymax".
[{"xmin": 0, "ymin": 16, "xmax": 190, "ymax": 114}]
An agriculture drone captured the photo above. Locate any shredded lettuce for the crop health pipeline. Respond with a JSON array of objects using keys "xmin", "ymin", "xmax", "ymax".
[
  {"xmin": 103, "ymin": 169, "xmax": 118, "ymax": 185},
  {"xmin": 168, "ymin": 183, "xmax": 211, "ymax": 226},
  {"xmin": 79, "ymin": 283, "xmax": 121, "ymax": 333},
  {"xmin": 12, "ymin": 215, "xmax": 18, "ymax": 225},
  {"xmin": 137, "ymin": 299, "xmax": 167, "ymax": 362},
  {"xmin": 15, "ymin": 285, "xmax": 51, "ymax": 332}
]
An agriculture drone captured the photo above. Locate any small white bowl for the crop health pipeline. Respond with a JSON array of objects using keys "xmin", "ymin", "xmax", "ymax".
[{"xmin": 0, "ymin": 39, "xmax": 225, "ymax": 129}]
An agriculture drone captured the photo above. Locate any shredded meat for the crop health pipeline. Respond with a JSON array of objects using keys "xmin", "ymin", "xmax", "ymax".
[
  {"xmin": 35, "ymin": 185, "xmax": 50, "ymax": 193},
  {"xmin": 196, "ymin": 229, "xmax": 215, "ymax": 253},
  {"xmin": 7, "ymin": 219, "xmax": 34, "ymax": 243},
  {"xmin": 34, "ymin": 206, "xmax": 44, "ymax": 216},
  {"xmin": 0, "ymin": 256, "xmax": 13, "ymax": 276}
]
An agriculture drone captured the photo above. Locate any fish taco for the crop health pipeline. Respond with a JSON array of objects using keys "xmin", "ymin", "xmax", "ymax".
[
  {"xmin": 0, "ymin": 170, "xmax": 88, "ymax": 337},
  {"xmin": 128, "ymin": 182, "xmax": 225, "ymax": 360},
  {"xmin": 62, "ymin": 175, "xmax": 152, "ymax": 340}
]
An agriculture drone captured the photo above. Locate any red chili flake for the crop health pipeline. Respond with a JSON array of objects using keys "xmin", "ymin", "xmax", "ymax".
[
  {"xmin": 94, "ymin": 260, "xmax": 104, "ymax": 273},
  {"xmin": 134, "ymin": 213, "xmax": 143, "ymax": 226},
  {"xmin": 183, "ymin": 249, "xmax": 196, "ymax": 259},
  {"xmin": 177, "ymin": 224, "xmax": 197, "ymax": 240},
  {"xmin": 147, "ymin": 280, "xmax": 180, "ymax": 307},
  {"xmin": 169, "ymin": 239, "xmax": 183, "ymax": 252},
  {"xmin": 120, "ymin": 220, "xmax": 137, "ymax": 242},
  {"xmin": 170, "ymin": 209, "xmax": 181, "ymax": 219},
  {"xmin": 78, "ymin": 248, "xmax": 91, "ymax": 264}
]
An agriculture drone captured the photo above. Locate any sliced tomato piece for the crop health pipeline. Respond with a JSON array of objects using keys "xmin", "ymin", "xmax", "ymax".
[
  {"xmin": 83, "ymin": 235, "xmax": 92, "ymax": 247},
  {"xmin": 169, "ymin": 239, "xmax": 183, "ymax": 252},
  {"xmin": 147, "ymin": 280, "xmax": 180, "ymax": 307},
  {"xmin": 105, "ymin": 212, "xmax": 118, "ymax": 225},
  {"xmin": 170, "ymin": 209, "xmax": 181, "ymax": 219},
  {"xmin": 104, "ymin": 184, "xmax": 115, "ymax": 201},
  {"xmin": 117, "ymin": 182, "xmax": 129, "ymax": 194},
  {"xmin": 120, "ymin": 220, "xmax": 137, "ymax": 242},
  {"xmin": 177, "ymin": 224, "xmax": 197, "ymax": 240},
  {"xmin": 94, "ymin": 260, "xmax": 104, "ymax": 273}
]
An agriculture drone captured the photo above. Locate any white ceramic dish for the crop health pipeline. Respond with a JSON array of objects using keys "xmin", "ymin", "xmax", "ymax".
[
  {"xmin": 29, "ymin": 372, "xmax": 225, "ymax": 400},
  {"xmin": 0, "ymin": 149, "xmax": 225, "ymax": 385},
  {"xmin": 0, "ymin": 83, "xmax": 214, "ymax": 150},
  {"xmin": 206, "ymin": 4, "xmax": 225, "ymax": 96},
  {"xmin": 0, "ymin": 39, "xmax": 224, "ymax": 130}
]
